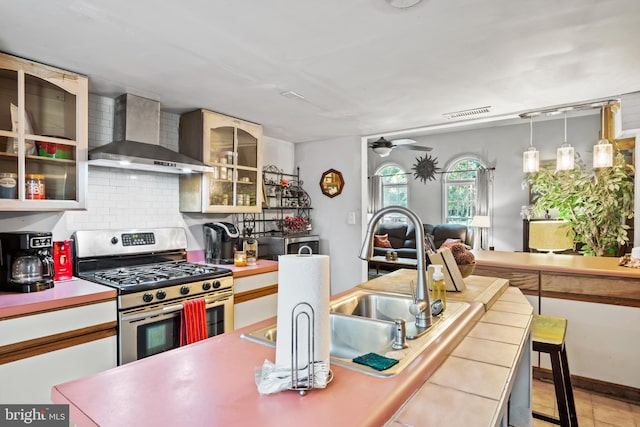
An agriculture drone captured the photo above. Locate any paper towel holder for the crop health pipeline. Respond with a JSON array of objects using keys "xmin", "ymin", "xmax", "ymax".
[
  {"xmin": 297, "ymin": 246, "xmax": 313, "ymax": 257},
  {"xmin": 290, "ymin": 302, "xmax": 315, "ymax": 395}
]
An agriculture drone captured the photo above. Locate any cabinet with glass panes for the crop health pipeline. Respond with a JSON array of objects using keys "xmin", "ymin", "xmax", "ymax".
[
  {"xmin": 0, "ymin": 52, "xmax": 88, "ymax": 210},
  {"xmin": 178, "ymin": 109, "xmax": 262, "ymax": 213}
]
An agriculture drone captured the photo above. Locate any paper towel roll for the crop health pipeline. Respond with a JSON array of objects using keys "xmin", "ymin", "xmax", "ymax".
[{"xmin": 275, "ymin": 253, "xmax": 330, "ymax": 372}]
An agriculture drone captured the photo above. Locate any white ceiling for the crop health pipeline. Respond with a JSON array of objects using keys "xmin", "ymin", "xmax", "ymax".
[{"xmin": 1, "ymin": 0, "xmax": 639, "ymax": 143}]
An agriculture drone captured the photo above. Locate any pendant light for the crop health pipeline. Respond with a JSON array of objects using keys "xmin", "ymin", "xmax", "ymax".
[
  {"xmin": 523, "ymin": 116, "xmax": 539, "ymax": 173},
  {"xmin": 556, "ymin": 112, "xmax": 574, "ymax": 171},
  {"xmin": 593, "ymin": 106, "xmax": 613, "ymax": 168}
]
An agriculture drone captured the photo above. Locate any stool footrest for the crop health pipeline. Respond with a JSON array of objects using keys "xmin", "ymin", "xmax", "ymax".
[{"xmin": 533, "ymin": 411, "xmax": 561, "ymax": 425}]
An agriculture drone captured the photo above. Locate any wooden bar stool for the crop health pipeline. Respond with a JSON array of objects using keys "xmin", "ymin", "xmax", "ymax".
[{"xmin": 532, "ymin": 314, "xmax": 579, "ymax": 427}]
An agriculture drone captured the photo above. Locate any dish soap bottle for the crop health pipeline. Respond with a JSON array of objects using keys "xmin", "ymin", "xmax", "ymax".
[{"xmin": 431, "ymin": 264, "xmax": 446, "ymax": 311}]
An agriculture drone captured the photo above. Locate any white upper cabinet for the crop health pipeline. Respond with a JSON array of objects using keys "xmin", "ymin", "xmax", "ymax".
[
  {"xmin": 0, "ymin": 52, "xmax": 88, "ymax": 210},
  {"xmin": 179, "ymin": 109, "xmax": 263, "ymax": 213}
]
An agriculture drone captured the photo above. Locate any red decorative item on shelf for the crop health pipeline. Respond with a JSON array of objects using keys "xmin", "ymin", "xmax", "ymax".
[{"xmin": 283, "ymin": 216, "xmax": 309, "ymax": 232}]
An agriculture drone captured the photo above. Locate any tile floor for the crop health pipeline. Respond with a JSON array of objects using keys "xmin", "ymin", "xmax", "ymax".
[{"xmin": 532, "ymin": 378, "xmax": 640, "ymax": 427}]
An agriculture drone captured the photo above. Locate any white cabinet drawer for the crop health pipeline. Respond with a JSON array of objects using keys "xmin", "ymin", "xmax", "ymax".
[
  {"xmin": 234, "ymin": 271, "xmax": 278, "ymax": 293},
  {"xmin": 0, "ymin": 301, "xmax": 117, "ymax": 347}
]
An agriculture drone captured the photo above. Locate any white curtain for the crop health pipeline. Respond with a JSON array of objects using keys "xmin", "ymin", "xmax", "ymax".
[
  {"xmin": 368, "ymin": 175, "xmax": 383, "ymax": 214},
  {"xmin": 475, "ymin": 168, "xmax": 494, "ymax": 249}
]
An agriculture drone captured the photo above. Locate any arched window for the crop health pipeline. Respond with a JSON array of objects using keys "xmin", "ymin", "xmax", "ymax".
[
  {"xmin": 443, "ymin": 157, "xmax": 486, "ymax": 225},
  {"xmin": 376, "ymin": 164, "xmax": 408, "ymax": 223}
]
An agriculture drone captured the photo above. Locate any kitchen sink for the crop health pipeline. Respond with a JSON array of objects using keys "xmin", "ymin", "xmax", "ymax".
[
  {"xmin": 241, "ymin": 290, "xmax": 475, "ymax": 377},
  {"xmin": 243, "ymin": 312, "xmax": 396, "ymax": 360},
  {"xmin": 329, "ymin": 290, "xmax": 444, "ymax": 339}
]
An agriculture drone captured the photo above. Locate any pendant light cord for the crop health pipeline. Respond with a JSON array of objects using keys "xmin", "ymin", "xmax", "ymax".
[{"xmin": 529, "ymin": 116, "xmax": 533, "ymax": 147}]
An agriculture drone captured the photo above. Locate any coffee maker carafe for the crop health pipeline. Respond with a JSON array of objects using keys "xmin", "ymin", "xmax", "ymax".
[
  {"xmin": 203, "ymin": 222, "xmax": 239, "ymax": 264},
  {"xmin": 0, "ymin": 232, "xmax": 55, "ymax": 292}
]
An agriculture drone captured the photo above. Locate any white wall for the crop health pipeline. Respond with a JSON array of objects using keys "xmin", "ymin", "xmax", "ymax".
[
  {"xmin": 295, "ymin": 136, "xmax": 364, "ymax": 294},
  {"xmin": 367, "ymin": 114, "xmax": 601, "ymax": 252}
]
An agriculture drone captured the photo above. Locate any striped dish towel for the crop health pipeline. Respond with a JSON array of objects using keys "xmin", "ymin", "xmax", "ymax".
[{"xmin": 180, "ymin": 298, "xmax": 208, "ymax": 345}]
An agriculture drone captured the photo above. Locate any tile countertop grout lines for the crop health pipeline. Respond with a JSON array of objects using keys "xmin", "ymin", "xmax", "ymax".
[{"xmin": 388, "ymin": 286, "xmax": 533, "ymax": 427}]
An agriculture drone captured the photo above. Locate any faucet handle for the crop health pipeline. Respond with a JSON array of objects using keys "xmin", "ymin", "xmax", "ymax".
[{"xmin": 409, "ymin": 280, "xmax": 417, "ymax": 303}]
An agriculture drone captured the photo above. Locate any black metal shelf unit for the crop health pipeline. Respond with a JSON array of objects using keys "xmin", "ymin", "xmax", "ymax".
[{"xmin": 242, "ymin": 166, "xmax": 313, "ymax": 237}]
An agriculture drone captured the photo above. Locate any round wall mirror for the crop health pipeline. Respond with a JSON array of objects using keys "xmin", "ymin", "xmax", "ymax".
[{"xmin": 320, "ymin": 169, "xmax": 344, "ymax": 198}]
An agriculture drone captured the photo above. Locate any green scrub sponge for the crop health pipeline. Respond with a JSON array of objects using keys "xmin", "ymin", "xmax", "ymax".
[{"xmin": 352, "ymin": 352, "xmax": 399, "ymax": 371}]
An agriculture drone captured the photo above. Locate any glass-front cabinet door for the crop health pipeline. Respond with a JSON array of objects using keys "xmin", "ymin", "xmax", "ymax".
[
  {"xmin": 179, "ymin": 109, "xmax": 262, "ymax": 213},
  {"xmin": 0, "ymin": 52, "xmax": 88, "ymax": 210}
]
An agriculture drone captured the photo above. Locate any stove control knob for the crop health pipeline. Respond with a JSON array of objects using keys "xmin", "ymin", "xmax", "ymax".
[
  {"xmin": 180, "ymin": 285, "xmax": 190, "ymax": 295},
  {"xmin": 212, "ymin": 280, "xmax": 221, "ymax": 289},
  {"xmin": 156, "ymin": 290, "xmax": 166, "ymax": 300},
  {"xmin": 110, "ymin": 236, "xmax": 119, "ymax": 245},
  {"xmin": 142, "ymin": 292, "xmax": 153, "ymax": 303},
  {"xmin": 202, "ymin": 282, "xmax": 211, "ymax": 290}
]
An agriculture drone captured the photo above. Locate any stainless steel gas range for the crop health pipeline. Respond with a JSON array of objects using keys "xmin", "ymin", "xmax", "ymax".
[{"xmin": 73, "ymin": 228, "xmax": 234, "ymax": 365}]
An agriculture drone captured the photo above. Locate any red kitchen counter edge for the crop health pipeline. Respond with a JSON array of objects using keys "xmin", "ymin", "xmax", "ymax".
[{"xmin": 0, "ymin": 278, "xmax": 116, "ymax": 318}]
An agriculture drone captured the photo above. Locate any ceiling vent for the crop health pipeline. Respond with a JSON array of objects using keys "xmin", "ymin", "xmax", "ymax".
[{"xmin": 443, "ymin": 106, "xmax": 492, "ymax": 120}]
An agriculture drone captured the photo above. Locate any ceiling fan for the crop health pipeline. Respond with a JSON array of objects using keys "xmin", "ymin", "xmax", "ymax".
[{"xmin": 369, "ymin": 137, "xmax": 433, "ymax": 157}]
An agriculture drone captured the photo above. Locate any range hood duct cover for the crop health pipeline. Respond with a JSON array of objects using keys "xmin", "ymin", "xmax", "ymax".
[{"xmin": 88, "ymin": 94, "xmax": 211, "ymax": 174}]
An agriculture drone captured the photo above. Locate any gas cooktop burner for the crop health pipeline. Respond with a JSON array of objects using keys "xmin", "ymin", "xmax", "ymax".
[{"xmin": 89, "ymin": 261, "xmax": 231, "ymax": 290}]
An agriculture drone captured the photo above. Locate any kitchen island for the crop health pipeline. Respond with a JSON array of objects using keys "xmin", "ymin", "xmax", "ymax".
[{"xmin": 51, "ymin": 272, "xmax": 533, "ymax": 427}]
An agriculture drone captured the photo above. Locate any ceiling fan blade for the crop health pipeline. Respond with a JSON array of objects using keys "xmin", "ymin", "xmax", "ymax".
[
  {"xmin": 390, "ymin": 138, "xmax": 416, "ymax": 146},
  {"xmin": 395, "ymin": 145, "xmax": 433, "ymax": 152}
]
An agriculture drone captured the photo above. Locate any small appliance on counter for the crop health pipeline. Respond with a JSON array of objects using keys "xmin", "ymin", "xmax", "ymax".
[
  {"xmin": 53, "ymin": 239, "xmax": 73, "ymax": 281},
  {"xmin": 257, "ymin": 234, "xmax": 320, "ymax": 260},
  {"xmin": 0, "ymin": 231, "xmax": 55, "ymax": 292},
  {"xmin": 203, "ymin": 222, "xmax": 240, "ymax": 264}
]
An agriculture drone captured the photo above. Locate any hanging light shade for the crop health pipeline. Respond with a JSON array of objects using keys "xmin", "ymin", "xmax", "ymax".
[
  {"xmin": 557, "ymin": 112, "xmax": 574, "ymax": 170},
  {"xmin": 523, "ymin": 116, "xmax": 539, "ymax": 173},
  {"xmin": 593, "ymin": 106, "xmax": 613, "ymax": 168}
]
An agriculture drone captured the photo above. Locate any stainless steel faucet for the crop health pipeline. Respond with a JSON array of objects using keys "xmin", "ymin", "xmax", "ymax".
[{"xmin": 359, "ymin": 206, "xmax": 433, "ymax": 329}]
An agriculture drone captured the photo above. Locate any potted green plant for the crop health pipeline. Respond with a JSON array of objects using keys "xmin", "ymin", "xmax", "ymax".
[{"xmin": 526, "ymin": 152, "xmax": 634, "ymax": 256}]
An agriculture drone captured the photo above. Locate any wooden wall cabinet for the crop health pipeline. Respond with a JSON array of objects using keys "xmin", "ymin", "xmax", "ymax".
[
  {"xmin": 0, "ymin": 52, "xmax": 88, "ymax": 210},
  {"xmin": 179, "ymin": 109, "xmax": 263, "ymax": 213}
]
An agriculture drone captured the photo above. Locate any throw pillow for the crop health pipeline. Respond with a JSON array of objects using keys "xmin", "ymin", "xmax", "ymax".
[
  {"xmin": 374, "ymin": 234, "xmax": 393, "ymax": 248},
  {"xmin": 439, "ymin": 238, "xmax": 461, "ymax": 249}
]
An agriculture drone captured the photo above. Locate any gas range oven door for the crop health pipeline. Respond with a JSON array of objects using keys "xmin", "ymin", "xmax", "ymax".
[{"xmin": 118, "ymin": 290, "xmax": 233, "ymax": 365}]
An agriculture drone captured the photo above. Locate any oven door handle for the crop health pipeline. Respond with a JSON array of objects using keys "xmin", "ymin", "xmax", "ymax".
[
  {"xmin": 121, "ymin": 304, "xmax": 184, "ymax": 322},
  {"xmin": 121, "ymin": 293, "xmax": 233, "ymax": 322}
]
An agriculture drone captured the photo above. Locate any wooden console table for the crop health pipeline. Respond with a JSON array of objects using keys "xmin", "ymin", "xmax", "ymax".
[
  {"xmin": 472, "ymin": 250, "xmax": 640, "ymax": 308},
  {"xmin": 369, "ymin": 255, "xmax": 417, "ymax": 274}
]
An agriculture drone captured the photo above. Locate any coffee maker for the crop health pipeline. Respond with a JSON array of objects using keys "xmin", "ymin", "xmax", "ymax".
[
  {"xmin": 203, "ymin": 222, "xmax": 239, "ymax": 264},
  {"xmin": 0, "ymin": 231, "xmax": 55, "ymax": 292}
]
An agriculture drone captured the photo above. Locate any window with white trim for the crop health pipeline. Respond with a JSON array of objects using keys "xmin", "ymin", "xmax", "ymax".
[
  {"xmin": 377, "ymin": 164, "xmax": 408, "ymax": 223},
  {"xmin": 443, "ymin": 157, "xmax": 485, "ymax": 225}
]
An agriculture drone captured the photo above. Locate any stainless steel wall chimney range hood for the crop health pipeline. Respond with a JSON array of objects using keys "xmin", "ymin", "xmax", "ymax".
[{"xmin": 88, "ymin": 94, "xmax": 212, "ymax": 174}]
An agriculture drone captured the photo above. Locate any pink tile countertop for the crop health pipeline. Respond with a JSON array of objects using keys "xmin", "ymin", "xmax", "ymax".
[
  {"xmin": 0, "ymin": 278, "xmax": 117, "ymax": 319},
  {"xmin": 51, "ymin": 300, "xmax": 487, "ymax": 427}
]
